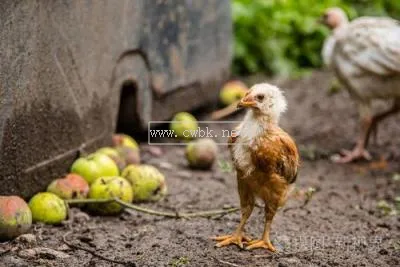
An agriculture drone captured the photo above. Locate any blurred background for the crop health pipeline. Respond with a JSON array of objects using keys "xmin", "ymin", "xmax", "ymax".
[
  {"xmin": 2, "ymin": 0, "xmax": 400, "ymax": 197},
  {"xmin": 232, "ymin": 0, "xmax": 400, "ymax": 77},
  {"xmin": 1, "ymin": 1, "xmax": 399, "ymax": 266}
]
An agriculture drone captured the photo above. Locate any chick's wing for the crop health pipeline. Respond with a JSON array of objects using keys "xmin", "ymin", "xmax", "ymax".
[{"xmin": 251, "ymin": 129, "xmax": 299, "ymax": 184}]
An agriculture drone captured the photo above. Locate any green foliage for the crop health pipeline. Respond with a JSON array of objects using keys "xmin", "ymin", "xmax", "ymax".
[
  {"xmin": 169, "ymin": 256, "xmax": 190, "ymax": 267},
  {"xmin": 217, "ymin": 159, "xmax": 233, "ymax": 173},
  {"xmin": 232, "ymin": 0, "xmax": 400, "ymax": 76}
]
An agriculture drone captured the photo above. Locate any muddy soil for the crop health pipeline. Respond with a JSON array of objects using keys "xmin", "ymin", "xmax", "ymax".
[{"xmin": 1, "ymin": 71, "xmax": 399, "ymax": 267}]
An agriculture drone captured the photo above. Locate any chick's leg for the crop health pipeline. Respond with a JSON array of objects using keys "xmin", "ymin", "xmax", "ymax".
[
  {"xmin": 246, "ymin": 202, "xmax": 278, "ymax": 252},
  {"xmin": 213, "ymin": 180, "xmax": 254, "ymax": 249}
]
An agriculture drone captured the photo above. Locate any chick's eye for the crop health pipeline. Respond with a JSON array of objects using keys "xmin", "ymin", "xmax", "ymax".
[{"xmin": 256, "ymin": 95, "xmax": 264, "ymax": 102}]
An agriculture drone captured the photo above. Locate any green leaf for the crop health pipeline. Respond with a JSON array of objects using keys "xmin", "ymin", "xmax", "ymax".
[{"xmin": 232, "ymin": 0, "xmax": 400, "ymax": 76}]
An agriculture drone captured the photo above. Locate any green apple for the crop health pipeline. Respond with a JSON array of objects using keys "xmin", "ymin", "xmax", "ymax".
[
  {"xmin": 29, "ymin": 193, "xmax": 67, "ymax": 225},
  {"xmin": 0, "ymin": 196, "xmax": 32, "ymax": 241},
  {"xmin": 47, "ymin": 174, "xmax": 89, "ymax": 200},
  {"xmin": 97, "ymin": 147, "xmax": 120, "ymax": 158},
  {"xmin": 170, "ymin": 112, "xmax": 198, "ymax": 140},
  {"xmin": 112, "ymin": 134, "xmax": 139, "ymax": 150},
  {"xmin": 88, "ymin": 176, "xmax": 133, "ymax": 215},
  {"xmin": 219, "ymin": 80, "xmax": 248, "ymax": 106},
  {"xmin": 121, "ymin": 165, "xmax": 167, "ymax": 202},
  {"xmin": 70, "ymin": 153, "xmax": 119, "ymax": 184},
  {"xmin": 186, "ymin": 138, "xmax": 218, "ymax": 170},
  {"xmin": 97, "ymin": 147, "xmax": 127, "ymax": 172}
]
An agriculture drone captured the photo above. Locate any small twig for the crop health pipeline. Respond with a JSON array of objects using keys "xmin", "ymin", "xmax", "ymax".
[
  {"xmin": 210, "ymin": 101, "xmax": 241, "ymax": 120},
  {"xmin": 283, "ymin": 187, "xmax": 316, "ymax": 213},
  {"xmin": 0, "ymin": 247, "xmax": 11, "ymax": 257},
  {"xmin": 215, "ymin": 258, "xmax": 240, "ymax": 267},
  {"xmin": 282, "ymin": 203, "xmax": 308, "ymax": 213},
  {"xmin": 65, "ymin": 198, "xmax": 240, "ymax": 219},
  {"xmin": 62, "ymin": 231, "xmax": 136, "ymax": 266},
  {"xmin": 254, "ymin": 249, "xmax": 319, "ymax": 259}
]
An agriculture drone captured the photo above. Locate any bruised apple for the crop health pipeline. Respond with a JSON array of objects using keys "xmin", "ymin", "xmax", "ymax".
[
  {"xmin": 28, "ymin": 193, "xmax": 67, "ymax": 225},
  {"xmin": 185, "ymin": 138, "xmax": 218, "ymax": 170},
  {"xmin": 121, "ymin": 165, "xmax": 167, "ymax": 202},
  {"xmin": 47, "ymin": 174, "xmax": 89, "ymax": 200},
  {"xmin": 88, "ymin": 176, "xmax": 133, "ymax": 215},
  {"xmin": 0, "ymin": 196, "xmax": 32, "ymax": 240}
]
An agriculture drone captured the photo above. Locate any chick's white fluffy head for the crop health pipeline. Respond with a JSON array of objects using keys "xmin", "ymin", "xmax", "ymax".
[{"xmin": 248, "ymin": 83, "xmax": 287, "ymax": 121}]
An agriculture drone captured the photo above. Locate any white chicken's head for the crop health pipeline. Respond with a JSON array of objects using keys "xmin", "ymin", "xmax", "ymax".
[
  {"xmin": 237, "ymin": 83, "xmax": 287, "ymax": 123},
  {"xmin": 321, "ymin": 7, "xmax": 348, "ymax": 29}
]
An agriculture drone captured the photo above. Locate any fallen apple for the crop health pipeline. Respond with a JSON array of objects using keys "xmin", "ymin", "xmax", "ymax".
[
  {"xmin": 70, "ymin": 153, "xmax": 119, "ymax": 184},
  {"xmin": 185, "ymin": 138, "xmax": 218, "ymax": 170},
  {"xmin": 121, "ymin": 165, "xmax": 167, "ymax": 202},
  {"xmin": 169, "ymin": 112, "xmax": 198, "ymax": 140},
  {"xmin": 47, "ymin": 174, "xmax": 89, "ymax": 200},
  {"xmin": 0, "ymin": 196, "xmax": 32, "ymax": 241},
  {"xmin": 219, "ymin": 80, "xmax": 248, "ymax": 106},
  {"xmin": 88, "ymin": 176, "xmax": 133, "ymax": 215},
  {"xmin": 112, "ymin": 134, "xmax": 139, "ymax": 150},
  {"xmin": 28, "ymin": 193, "xmax": 67, "ymax": 225},
  {"xmin": 97, "ymin": 147, "xmax": 127, "ymax": 172},
  {"xmin": 116, "ymin": 146, "xmax": 140, "ymax": 165}
]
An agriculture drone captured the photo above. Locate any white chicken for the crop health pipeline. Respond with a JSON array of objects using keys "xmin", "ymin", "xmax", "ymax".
[{"xmin": 321, "ymin": 7, "xmax": 400, "ymax": 163}]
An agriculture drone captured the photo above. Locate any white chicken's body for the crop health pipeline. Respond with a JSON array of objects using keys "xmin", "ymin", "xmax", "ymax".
[
  {"xmin": 321, "ymin": 8, "xmax": 400, "ymax": 162},
  {"xmin": 326, "ymin": 17, "xmax": 400, "ymax": 101},
  {"xmin": 322, "ymin": 35, "xmax": 335, "ymax": 68}
]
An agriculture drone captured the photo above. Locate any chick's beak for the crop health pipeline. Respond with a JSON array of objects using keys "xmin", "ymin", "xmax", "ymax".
[{"xmin": 237, "ymin": 95, "xmax": 256, "ymax": 108}]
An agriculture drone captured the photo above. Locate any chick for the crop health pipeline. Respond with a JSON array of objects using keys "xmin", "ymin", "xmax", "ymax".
[
  {"xmin": 212, "ymin": 83, "xmax": 299, "ymax": 251},
  {"xmin": 321, "ymin": 7, "xmax": 400, "ymax": 163}
]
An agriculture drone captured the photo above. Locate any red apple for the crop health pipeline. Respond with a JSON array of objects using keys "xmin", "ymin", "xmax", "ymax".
[
  {"xmin": 0, "ymin": 196, "xmax": 32, "ymax": 240},
  {"xmin": 47, "ymin": 174, "xmax": 89, "ymax": 200}
]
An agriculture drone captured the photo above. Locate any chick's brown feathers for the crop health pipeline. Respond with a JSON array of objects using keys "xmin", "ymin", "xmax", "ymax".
[
  {"xmin": 249, "ymin": 127, "xmax": 299, "ymax": 184},
  {"xmin": 213, "ymin": 83, "xmax": 299, "ymax": 252}
]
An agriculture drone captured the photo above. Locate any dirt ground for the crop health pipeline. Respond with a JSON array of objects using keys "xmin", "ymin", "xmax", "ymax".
[{"xmin": 1, "ymin": 71, "xmax": 399, "ymax": 267}]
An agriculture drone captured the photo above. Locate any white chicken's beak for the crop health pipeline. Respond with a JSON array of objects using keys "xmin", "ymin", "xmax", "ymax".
[{"xmin": 237, "ymin": 96, "xmax": 256, "ymax": 109}]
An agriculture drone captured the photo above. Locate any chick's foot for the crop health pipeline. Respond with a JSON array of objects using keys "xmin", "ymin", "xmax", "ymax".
[
  {"xmin": 245, "ymin": 239, "xmax": 276, "ymax": 252},
  {"xmin": 212, "ymin": 233, "xmax": 251, "ymax": 249}
]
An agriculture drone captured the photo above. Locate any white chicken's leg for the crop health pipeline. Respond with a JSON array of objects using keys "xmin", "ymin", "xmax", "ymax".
[
  {"xmin": 369, "ymin": 99, "xmax": 400, "ymax": 146},
  {"xmin": 333, "ymin": 100, "xmax": 400, "ymax": 163},
  {"xmin": 332, "ymin": 102, "xmax": 373, "ymax": 163}
]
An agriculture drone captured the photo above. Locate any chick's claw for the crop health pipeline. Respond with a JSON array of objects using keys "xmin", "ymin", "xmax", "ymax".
[
  {"xmin": 212, "ymin": 233, "xmax": 252, "ymax": 249},
  {"xmin": 245, "ymin": 239, "xmax": 276, "ymax": 252}
]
